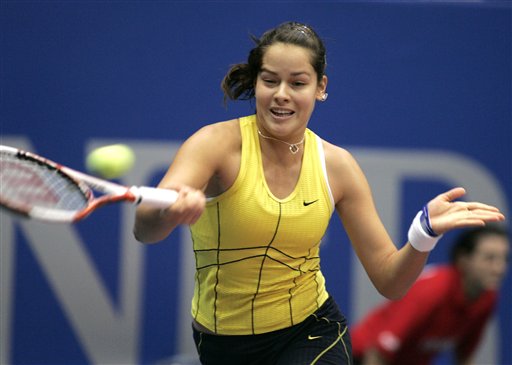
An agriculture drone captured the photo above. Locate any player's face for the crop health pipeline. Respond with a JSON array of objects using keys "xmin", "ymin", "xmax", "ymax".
[
  {"xmin": 255, "ymin": 43, "xmax": 327, "ymax": 142},
  {"xmin": 463, "ymin": 235, "xmax": 509, "ymax": 293}
]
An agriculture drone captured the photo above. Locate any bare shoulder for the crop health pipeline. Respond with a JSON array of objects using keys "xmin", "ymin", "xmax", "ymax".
[
  {"xmin": 178, "ymin": 118, "xmax": 241, "ymax": 171},
  {"xmin": 190, "ymin": 118, "xmax": 241, "ymax": 150},
  {"xmin": 320, "ymin": 139, "xmax": 368, "ymax": 204},
  {"xmin": 160, "ymin": 118, "xmax": 241, "ymax": 191},
  {"xmin": 321, "ymin": 139, "xmax": 360, "ymax": 174}
]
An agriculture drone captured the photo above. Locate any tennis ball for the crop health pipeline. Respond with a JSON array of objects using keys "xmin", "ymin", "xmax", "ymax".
[{"xmin": 86, "ymin": 144, "xmax": 135, "ymax": 179}]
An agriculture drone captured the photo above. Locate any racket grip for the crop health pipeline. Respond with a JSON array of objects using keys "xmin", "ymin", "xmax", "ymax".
[{"xmin": 133, "ymin": 186, "xmax": 179, "ymax": 209}]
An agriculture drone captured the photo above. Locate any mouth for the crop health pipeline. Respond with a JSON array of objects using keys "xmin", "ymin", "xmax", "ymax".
[
  {"xmin": 484, "ymin": 275, "xmax": 503, "ymax": 290},
  {"xmin": 270, "ymin": 108, "xmax": 294, "ymax": 118}
]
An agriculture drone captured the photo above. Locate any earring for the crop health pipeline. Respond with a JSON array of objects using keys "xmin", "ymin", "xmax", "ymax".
[{"xmin": 321, "ymin": 93, "xmax": 328, "ymax": 101}]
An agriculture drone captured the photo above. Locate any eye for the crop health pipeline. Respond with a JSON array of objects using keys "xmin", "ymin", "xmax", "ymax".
[{"xmin": 259, "ymin": 74, "xmax": 278, "ymax": 85}]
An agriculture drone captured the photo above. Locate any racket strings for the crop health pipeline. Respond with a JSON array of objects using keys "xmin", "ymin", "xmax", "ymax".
[{"xmin": 0, "ymin": 151, "xmax": 89, "ymax": 212}]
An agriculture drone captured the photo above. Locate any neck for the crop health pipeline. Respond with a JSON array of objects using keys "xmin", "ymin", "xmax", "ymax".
[{"xmin": 257, "ymin": 129, "xmax": 305, "ymax": 154}]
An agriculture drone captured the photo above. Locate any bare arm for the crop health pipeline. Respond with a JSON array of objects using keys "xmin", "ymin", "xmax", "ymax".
[
  {"xmin": 133, "ymin": 120, "xmax": 240, "ymax": 243},
  {"xmin": 326, "ymin": 144, "xmax": 505, "ymax": 299}
]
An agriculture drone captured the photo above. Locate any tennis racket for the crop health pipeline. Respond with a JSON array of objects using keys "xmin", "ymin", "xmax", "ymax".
[{"xmin": 0, "ymin": 145, "xmax": 178, "ymax": 223}]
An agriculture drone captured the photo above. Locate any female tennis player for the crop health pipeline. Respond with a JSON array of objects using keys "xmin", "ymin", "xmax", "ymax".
[{"xmin": 133, "ymin": 21, "xmax": 505, "ymax": 365}]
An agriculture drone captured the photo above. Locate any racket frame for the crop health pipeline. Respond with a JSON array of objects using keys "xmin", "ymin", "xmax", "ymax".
[{"xmin": 0, "ymin": 145, "xmax": 177, "ymax": 223}]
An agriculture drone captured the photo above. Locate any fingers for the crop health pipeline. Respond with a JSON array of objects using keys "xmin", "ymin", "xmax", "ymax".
[
  {"xmin": 461, "ymin": 203, "xmax": 505, "ymax": 223},
  {"xmin": 427, "ymin": 188, "xmax": 505, "ymax": 234},
  {"xmin": 437, "ymin": 187, "xmax": 466, "ymax": 203},
  {"xmin": 465, "ymin": 201, "xmax": 502, "ymax": 213},
  {"xmin": 445, "ymin": 204, "xmax": 504, "ymax": 227},
  {"xmin": 447, "ymin": 200, "xmax": 504, "ymax": 221},
  {"xmin": 161, "ymin": 185, "xmax": 205, "ymax": 225}
]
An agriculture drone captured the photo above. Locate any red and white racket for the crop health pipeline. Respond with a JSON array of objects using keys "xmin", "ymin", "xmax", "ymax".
[{"xmin": 0, "ymin": 145, "xmax": 177, "ymax": 223}]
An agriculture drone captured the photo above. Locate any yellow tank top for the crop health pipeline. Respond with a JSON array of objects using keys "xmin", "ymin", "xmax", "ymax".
[{"xmin": 190, "ymin": 115, "xmax": 334, "ymax": 335}]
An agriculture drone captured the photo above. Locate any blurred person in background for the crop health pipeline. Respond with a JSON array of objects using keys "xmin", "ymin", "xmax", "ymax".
[{"xmin": 351, "ymin": 224, "xmax": 510, "ymax": 365}]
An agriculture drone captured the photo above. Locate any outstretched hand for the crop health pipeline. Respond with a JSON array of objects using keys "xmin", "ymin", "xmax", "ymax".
[{"xmin": 427, "ymin": 187, "xmax": 505, "ymax": 235}]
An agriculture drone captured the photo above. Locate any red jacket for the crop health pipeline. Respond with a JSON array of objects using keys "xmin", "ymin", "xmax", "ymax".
[{"xmin": 350, "ymin": 265, "xmax": 497, "ymax": 365}]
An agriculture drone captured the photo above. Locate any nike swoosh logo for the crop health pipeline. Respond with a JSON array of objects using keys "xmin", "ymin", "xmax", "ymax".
[
  {"xmin": 303, "ymin": 199, "xmax": 318, "ymax": 206},
  {"xmin": 308, "ymin": 335, "xmax": 322, "ymax": 340}
]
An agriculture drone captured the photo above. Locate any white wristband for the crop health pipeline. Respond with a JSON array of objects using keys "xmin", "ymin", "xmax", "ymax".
[{"xmin": 407, "ymin": 211, "xmax": 442, "ymax": 252}]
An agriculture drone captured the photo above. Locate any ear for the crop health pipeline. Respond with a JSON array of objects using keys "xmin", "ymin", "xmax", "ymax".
[{"xmin": 316, "ymin": 75, "xmax": 328, "ymax": 101}]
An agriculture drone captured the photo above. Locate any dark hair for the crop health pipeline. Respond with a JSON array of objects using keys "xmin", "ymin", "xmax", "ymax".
[
  {"xmin": 221, "ymin": 21, "xmax": 327, "ymax": 103},
  {"xmin": 450, "ymin": 224, "xmax": 509, "ymax": 263}
]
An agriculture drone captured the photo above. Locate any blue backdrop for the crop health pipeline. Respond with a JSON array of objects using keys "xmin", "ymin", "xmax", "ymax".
[{"xmin": 1, "ymin": 1, "xmax": 511, "ymax": 364}]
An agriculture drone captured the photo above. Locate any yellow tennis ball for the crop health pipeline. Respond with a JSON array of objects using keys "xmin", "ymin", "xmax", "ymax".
[{"xmin": 86, "ymin": 144, "xmax": 135, "ymax": 179}]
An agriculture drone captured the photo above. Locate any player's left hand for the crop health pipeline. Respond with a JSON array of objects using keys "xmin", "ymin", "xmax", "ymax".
[{"xmin": 427, "ymin": 187, "xmax": 505, "ymax": 235}]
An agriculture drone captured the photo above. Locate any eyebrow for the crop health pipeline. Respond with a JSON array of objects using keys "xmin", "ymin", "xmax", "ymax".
[{"xmin": 260, "ymin": 68, "xmax": 311, "ymax": 77}]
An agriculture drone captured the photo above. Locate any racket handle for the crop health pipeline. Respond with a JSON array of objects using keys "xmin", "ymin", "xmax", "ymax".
[{"xmin": 133, "ymin": 186, "xmax": 179, "ymax": 209}]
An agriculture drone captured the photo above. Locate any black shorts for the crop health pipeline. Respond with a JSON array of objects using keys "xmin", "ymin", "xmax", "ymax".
[{"xmin": 192, "ymin": 296, "xmax": 352, "ymax": 365}]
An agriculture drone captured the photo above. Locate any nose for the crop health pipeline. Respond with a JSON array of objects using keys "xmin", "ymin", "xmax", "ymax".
[{"xmin": 274, "ymin": 82, "xmax": 290, "ymax": 103}]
